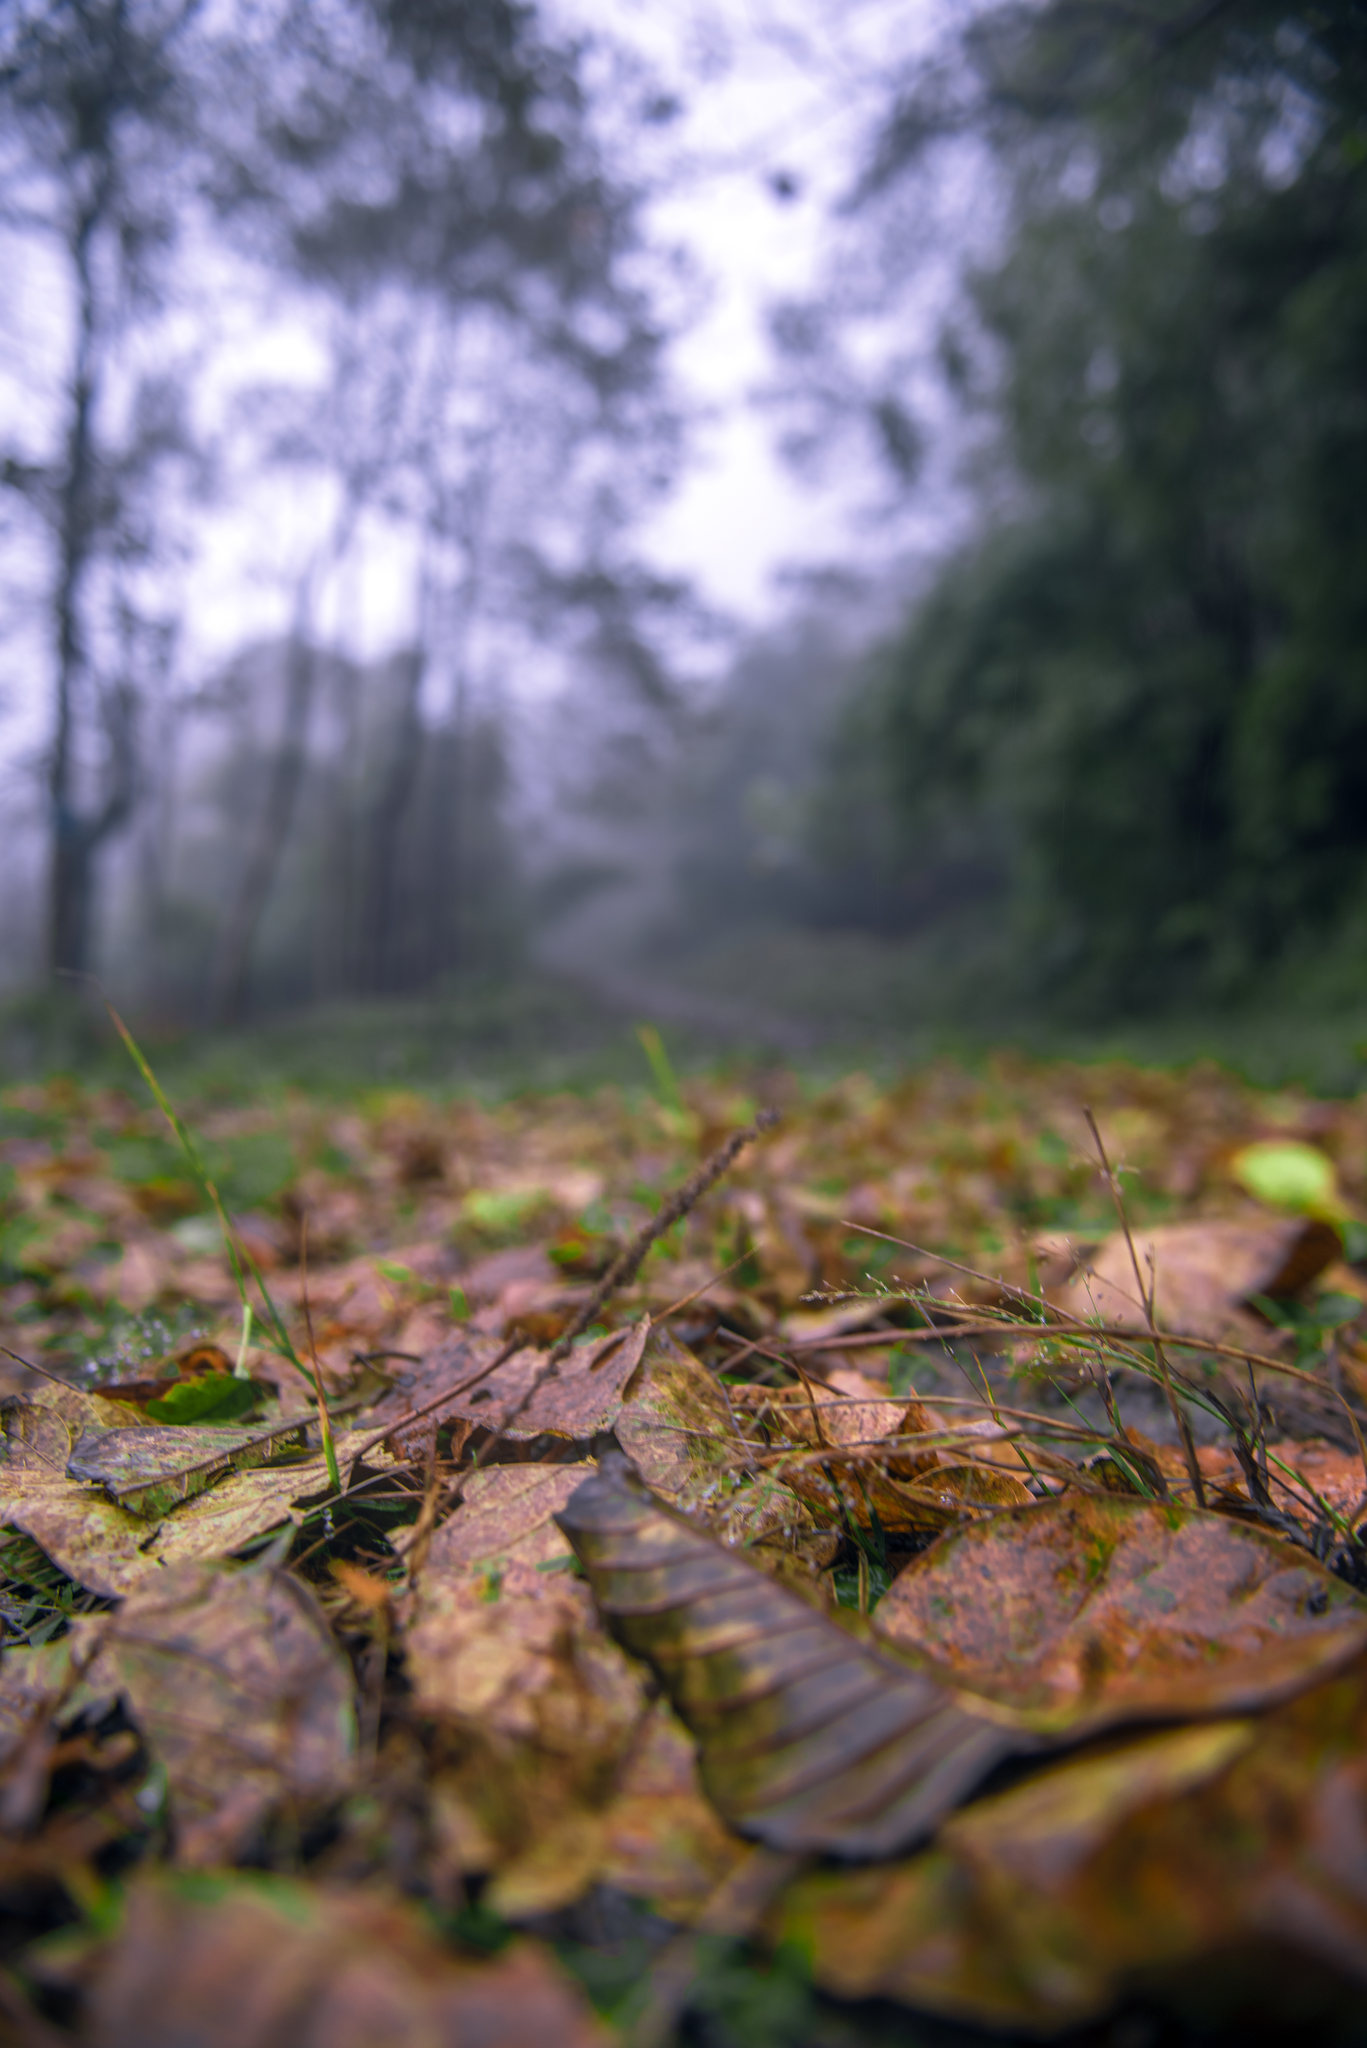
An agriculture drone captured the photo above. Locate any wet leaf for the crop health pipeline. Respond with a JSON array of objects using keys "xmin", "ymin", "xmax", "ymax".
[
  {"xmin": 1, "ymin": 1473, "xmax": 164, "ymax": 1598},
  {"xmin": 779, "ymin": 1657, "xmax": 1367, "ymax": 2031},
  {"xmin": 82, "ymin": 1560, "xmax": 355, "ymax": 1864},
  {"xmin": 614, "ymin": 1328, "xmax": 734, "ymax": 1499},
  {"xmin": 556, "ymin": 1453, "xmax": 1027, "ymax": 1856},
  {"xmin": 143, "ymin": 1376, "xmax": 261, "ymax": 1425},
  {"xmin": 140, "ymin": 1444, "xmax": 342, "ymax": 1567},
  {"xmin": 405, "ymin": 1539, "xmax": 648, "ymax": 1912},
  {"xmin": 2, "ymin": 1388, "xmax": 176, "ymax": 1595},
  {"xmin": 76, "ymin": 1870, "xmax": 607, "ymax": 2048},
  {"xmin": 873, "ymin": 1494, "xmax": 1367, "ymax": 1736},
  {"xmin": 0, "ymin": 1419, "xmax": 343, "ymax": 1598},
  {"xmin": 374, "ymin": 1319, "xmax": 648, "ymax": 1450},
  {"xmin": 1057, "ymin": 1216, "xmax": 1341, "ymax": 1350},
  {"xmin": 427, "ymin": 1462, "xmax": 589, "ymax": 1572},
  {"xmin": 66, "ymin": 1417, "xmax": 310, "ymax": 1519}
]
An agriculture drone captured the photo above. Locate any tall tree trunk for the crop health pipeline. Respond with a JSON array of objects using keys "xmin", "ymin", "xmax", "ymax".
[
  {"xmin": 355, "ymin": 648, "xmax": 425, "ymax": 996},
  {"xmin": 48, "ymin": 195, "xmax": 136, "ymax": 982},
  {"xmin": 210, "ymin": 627, "xmax": 317, "ymax": 1026}
]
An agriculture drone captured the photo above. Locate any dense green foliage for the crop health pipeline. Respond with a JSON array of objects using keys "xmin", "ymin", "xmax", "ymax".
[{"xmin": 857, "ymin": 1, "xmax": 1367, "ymax": 1014}]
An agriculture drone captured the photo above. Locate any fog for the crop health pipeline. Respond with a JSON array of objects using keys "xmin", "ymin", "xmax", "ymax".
[{"xmin": 3, "ymin": 0, "xmax": 1365, "ymax": 1068}]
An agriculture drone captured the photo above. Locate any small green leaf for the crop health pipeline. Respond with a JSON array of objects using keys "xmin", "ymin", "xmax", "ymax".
[
  {"xmin": 1230, "ymin": 1141, "xmax": 1345, "ymax": 1222},
  {"xmin": 145, "ymin": 1378, "xmax": 261, "ymax": 1426}
]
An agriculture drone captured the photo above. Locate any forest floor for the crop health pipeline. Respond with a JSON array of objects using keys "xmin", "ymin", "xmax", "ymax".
[{"xmin": 2, "ymin": 1028, "xmax": 1367, "ymax": 2045}]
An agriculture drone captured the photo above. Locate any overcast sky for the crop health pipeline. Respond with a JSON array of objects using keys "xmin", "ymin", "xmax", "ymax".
[
  {"xmin": 0, "ymin": 0, "xmax": 975, "ymax": 758},
  {"xmin": 599, "ymin": 0, "xmax": 960, "ymax": 618}
]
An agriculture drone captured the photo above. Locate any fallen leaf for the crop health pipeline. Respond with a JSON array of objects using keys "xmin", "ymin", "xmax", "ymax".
[
  {"xmin": 595, "ymin": 1697, "xmax": 750, "ymax": 1917},
  {"xmin": 613, "ymin": 1328, "xmax": 734, "ymax": 1500},
  {"xmin": 1057, "ymin": 1217, "xmax": 1341, "ymax": 1351},
  {"xmin": 76, "ymin": 1870, "xmax": 607, "ymax": 2048},
  {"xmin": 557, "ymin": 1453, "xmax": 1026, "ymax": 1856},
  {"xmin": 405, "ymin": 1543, "xmax": 648, "ymax": 1909},
  {"xmin": 373, "ymin": 1319, "xmax": 648, "ymax": 1451},
  {"xmin": 614, "ymin": 1336, "xmax": 838, "ymax": 1565},
  {"xmin": 1231, "ymin": 1139, "xmax": 1346, "ymax": 1222},
  {"xmin": 739, "ymin": 1380, "xmax": 1033, "ymax": 1535},
  {"xmin": 404, "ymin": 1551, "xmax": 643, "ymax": 1756},
  {"xmin": 140, "ymin": 1445, "xmax": 342, "ymax": 1568},
  {"xmin": 82, "ymin": 1560, "xmax": 355, "ymax": 1863},
  {"xmin": 66, "ymin": 1417, "xmax": 310, "ymax": 1519},
  {"xmin": 425, "ymin": 1463, "xmax": 589, "ymax": 1572},
  {"xmin": 142, "ymin": 1377, "xmax": 262, "ymax": 1425},
  {"xmin": 2, "ymin": 1388, "xmax": 171, "ymax": 1596},
  {"xmin": 873, "ymin": 1495, "xmax": 1367, "ymax": 1736},
  {"xmin": 1, "ymin": 1473, "xmax": 162, "ymax": 1599},
  {"xmin": 778, "ymin": 1656, "xmax": 1367, "ymax": 2032},
  {"xmin": 0, "ymin": 1639, "xmax": 87, "ymax": 1760}
]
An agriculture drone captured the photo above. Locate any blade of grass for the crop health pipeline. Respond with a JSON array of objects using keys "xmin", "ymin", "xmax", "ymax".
[
  {"xmin": 1081, "ymin": 1109, "xmax": 1206, "ymax": 1507},
  {"xmin": 106, "ymin": 1003, "xmax": 340, "ymax": 1490},
  {"xmin": 298, "ymin": 1213, "xmax": 340, "ymax": 1492}
]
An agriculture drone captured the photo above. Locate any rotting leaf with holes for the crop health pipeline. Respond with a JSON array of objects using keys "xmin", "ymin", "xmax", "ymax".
[
  {"xmin": 556, "ymin": 1452, "xmax": 1030, "ymax": 1856},
  {"xmin": 63, "ymin": 1868, "xmax": 608, "ymax": 2048},
  {"xmin": 78, "ymin": 1559, "xmax": 355, "ymax": 1865},
  {"xmin": 66, "ymin": 1417, "xmax": 311, "ymax": 1519},
  {"xmin": 873, "ymin": 1494, "xmax": 1367, "ymax": 1738}
]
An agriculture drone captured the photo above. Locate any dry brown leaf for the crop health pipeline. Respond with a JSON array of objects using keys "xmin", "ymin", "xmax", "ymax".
[
  {"xmin": 425, "ymin": 1463, "xmax": 589, "ymax": 1573},
  {"xmin": 1056, "ymin": 1216, "xmax": 1341, "ymax": 1351},
  {"xmin": 82, "ymin": 1561, "xmax": 355, "ymax": 1863},
  {"xmin": 737, "ymin": 1379, "xmax": 1032, "ymax": 1535},
  {"xmin": 75, "ymin": 1870, "xmax": 607, "ymax": 2048},
  {"xmin": 613, "ymin": 1329, "xmax": 733, "ymax": 1499},
  {"xmin": 874, "ymin": 1494, "xmax": 1367, "ymax": 1736},
  {"xmin": 373, "ymin": 1320, "xmax": 648, "ymax": 1453}
]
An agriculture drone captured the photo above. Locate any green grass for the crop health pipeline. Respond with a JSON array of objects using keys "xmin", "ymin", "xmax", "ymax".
[{"xmin": 4, "ymin": 941, "xmax": 1367, "ymax": 1102}]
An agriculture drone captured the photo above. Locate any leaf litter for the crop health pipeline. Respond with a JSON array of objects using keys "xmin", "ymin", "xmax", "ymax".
[{"xmin": 3, "ymin": 1051, "xmax": 1367, "ymax": 2040}]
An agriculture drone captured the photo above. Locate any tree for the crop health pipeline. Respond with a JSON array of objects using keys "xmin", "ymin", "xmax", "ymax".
[
  {"xmin": 2, "ymin": 0, "xmax": 684, "ymax": 1016},
  {"xmin": 826, "ymin": 1, "xmax": 1367, "ymax": 1014},
  {"xmin": 194, "ymin": 0, "xmax": 682, "ymax": 1022},
  {"xmin": 0, "ymin": 0, "xmax": 216, "ymax": 984}
]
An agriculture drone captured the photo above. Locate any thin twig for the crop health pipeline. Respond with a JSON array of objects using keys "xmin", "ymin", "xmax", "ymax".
[
  {"xmin": 493, "ymin": 1112, "xmax": 779, "ymax": 1441},
  {"xmin": 0, "ymin": 1343, "xmax": 83, "ymax": 1392},
  {"xmin": 655, "ymin": 1254, "xmax": 751, "ymax": 1324},
  {"xmin": 549, "ymin": 1110, "xmax": 779, "ymax": 1366}
]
